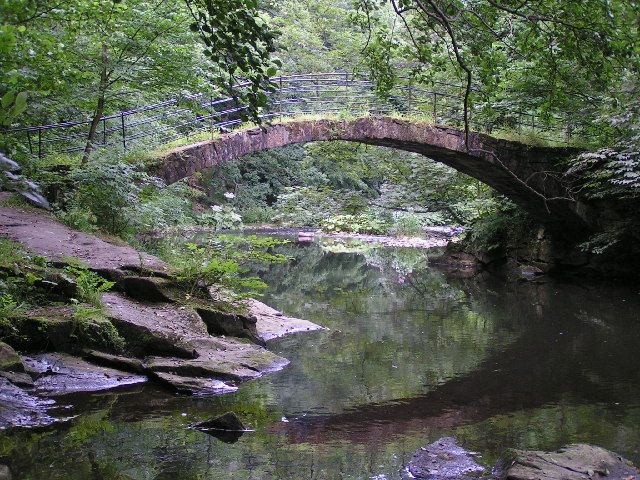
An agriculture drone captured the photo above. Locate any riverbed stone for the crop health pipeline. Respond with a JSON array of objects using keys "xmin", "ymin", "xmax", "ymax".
[
  {"xmin": 118, "ymin": 275, "xmax": 175, "ymax": 303},
  {"xmin": 83, "ymin": 349, "xmax": 145, "ymax": 373},
  {"xmin": 0, "ymin": 371, "xmax": 34, "ymax": 388},
  {"xmin": 3, "ymin": 306, "xmax": 125, "ymax": 354},
  {"xmin": 0, "ymin": 206, "xmax": 169, "ymax": 276},
  {"xmin": 23, "ymin": 353, "xmax": 147, "ymax": 396},
  {"xmin": 207, "ymin": 286, "xmax": 323, "ymax": 342},
  {"xmin": 0, "ymin": 205, "xmax": 320, "ymax": 400},
  {"xmin": 503, "ymin": 444, "xmax": 640, "ymax": 480},
  {"xmin": 104, "ymin": 292, "xmax": 203, "ymax": 358},
  {"xmin": 407, "ymin": 437, "xmax": 486, "ymax": 479}
]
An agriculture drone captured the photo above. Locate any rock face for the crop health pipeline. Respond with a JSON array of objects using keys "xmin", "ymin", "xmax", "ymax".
[
  {"xmin": 0, "ymin": 206, "xmax": 168, "ymax": 276},
  {"xmin": 503, "ymin": 444, "xmax": 640, "ymax": 480},
  {"xmin": 407, "ymin": 437, "xmax": 486, "ymax": 479}
]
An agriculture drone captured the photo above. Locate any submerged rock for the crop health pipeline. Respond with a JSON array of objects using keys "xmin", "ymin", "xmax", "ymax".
[
  {"xmin": 502, "ymin": 443, "xmax": 640, "ymax": 480},
  {"xmin": 407, "ymin": 437, "xmax": 486, "ymax": 479},
  {"xmin": 192, "ymin": 412, "xmax": 247, "ymax": 443},
  {"xmin": 24, "ymin": 353, "xmax": 147, "ymax": 396}
]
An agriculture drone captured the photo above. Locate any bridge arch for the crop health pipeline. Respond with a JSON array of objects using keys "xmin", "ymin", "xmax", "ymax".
[{"xmin": 155, "ymin": 116, "xmax": 586, "ymax": 232}]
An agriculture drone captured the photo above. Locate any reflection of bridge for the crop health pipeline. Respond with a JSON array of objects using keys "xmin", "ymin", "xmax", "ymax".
[{"xmin": 8, "ymin": 73, "xmax": 590, "ymax": 231}]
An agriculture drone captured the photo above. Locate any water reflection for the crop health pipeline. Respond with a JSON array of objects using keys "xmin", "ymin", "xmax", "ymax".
[{"xmin": 2, "ymin": 235, "xmax": 640, "ymax": 479}]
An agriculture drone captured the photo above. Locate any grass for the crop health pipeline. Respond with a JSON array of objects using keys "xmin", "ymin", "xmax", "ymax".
[{"xmin": 0, "ymin": 238, "xmax": 29, "ymax": 265}]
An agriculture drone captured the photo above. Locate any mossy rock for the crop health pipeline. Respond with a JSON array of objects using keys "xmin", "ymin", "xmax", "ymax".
[
  {"xmin": 116, "ymin": 276, "xmax": 175, "ymax": 303},
  {"xmin": 0, "ymin": 341, "xmax": 24, "ymax": 372},
  {"xmin": 2, "ymin": 307, "xmax": 125, "ymax": 355}
]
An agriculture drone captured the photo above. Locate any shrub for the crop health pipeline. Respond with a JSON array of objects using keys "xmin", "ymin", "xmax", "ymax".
[
  {"xmin": 464, "ymin": 199, "xmax": 534, "ymax": 253},
  {"xmin": 390, "ymin": 213, "xmax": 424, "ymax": 235},
  {"xmin": 198, "ymin": 205, "xmax": 244, "ymax": 231},
  {"xmin": 64, "ymin": 266, "xmax": 115, "ymax": 307},
  {"xmin": 240, "ymin": 206, "xmax": 276, "ymax": 224},
  {"xmin": 66, "ymin": 161, "xmax": 145, "ymax": 235}
]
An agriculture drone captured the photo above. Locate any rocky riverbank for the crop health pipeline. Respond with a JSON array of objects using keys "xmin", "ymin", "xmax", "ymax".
[{"xmin": 0, "ymin": 205, "xmax": 322, "ymax": 429}]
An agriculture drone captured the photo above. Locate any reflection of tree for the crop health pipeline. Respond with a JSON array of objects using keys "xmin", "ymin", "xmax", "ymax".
[
  {"xmin": 279, "ymin": 279, "xmax": 640, "ymax": 451},
  {"xmin": 251, "ymin": 240, "xmax": 519, "ymax": 414}
]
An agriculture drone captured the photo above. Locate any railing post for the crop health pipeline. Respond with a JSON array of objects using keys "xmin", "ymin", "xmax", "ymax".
[
  {"xmin": 433, "ymin": 93, "xmax": 438, "ymax": 124},
  {"xmin": 210, "ymin": 95, "xmax": 214, "ymax": 140},
  {"xmin": 279, "ymin": 76, "xmax": 283, "ymax": 121},
  {"xmin": 26, "ymin": 131, "xmax": 33, "ymax": 155},
  {"xmin": 38, "ymin": 128, "xmax": 42, "ymax": 159},
  {"xmin": 102, "ymin": 118, "xmax": 107, "ymax": 146},
  {"xmin": 120, "ymin": 112, "xmax": 127, "ymax": 152}
]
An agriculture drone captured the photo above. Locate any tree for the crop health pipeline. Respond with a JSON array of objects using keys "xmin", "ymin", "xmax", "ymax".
[{"xmin": 353, "ymin": 0, "xmax": 639, "ymax": 147}]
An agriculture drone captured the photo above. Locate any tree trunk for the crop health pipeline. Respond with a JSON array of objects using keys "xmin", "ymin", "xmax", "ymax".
[{"xmin": 81, "ymin": 44, "xmax": 109, "ymax": 164}]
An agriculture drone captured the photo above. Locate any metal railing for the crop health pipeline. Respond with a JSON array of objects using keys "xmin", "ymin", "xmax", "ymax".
[{"xmin": 2, "ymin": 72, "xmax": 588, "ymax": 159}]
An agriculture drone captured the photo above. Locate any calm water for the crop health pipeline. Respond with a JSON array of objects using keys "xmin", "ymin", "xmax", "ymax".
[{"xmin": 2, "ymin": 236, "xmax": 640, "ymax": 479}]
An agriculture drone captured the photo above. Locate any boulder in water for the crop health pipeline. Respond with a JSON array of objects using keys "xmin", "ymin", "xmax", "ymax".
[
  {"xmin": 407, "ymin": 437, "xmax": 486, "ymax": 479},
  {"xmin": 192, "ymin": 412, "xmax": 248, "ymax": 443}
]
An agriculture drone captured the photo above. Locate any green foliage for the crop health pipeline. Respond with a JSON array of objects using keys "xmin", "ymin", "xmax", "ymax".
[
  {"xmin": 166, "ymin": 235, "xmax": 289, "ymax": 298},
  {"xmin": 0, "ymin": 238, "xmax": 49, "ymax": 308},
  {"xmin": 197, "ymin": 205, "xmax": 243, "ymax": 231},
  {"xmin": 0, "ymin": 293, "xmax": 22, "ymax": 331},
  {"xmin": 273, "ymin": 186, "xmax": 342, "ymax": 227},
  {"xmin": 186, "ymin": 0, "xmax": 281, "ymax": 123},
  {"xmin": 464, "ymin": 199, "xmax": 535, "ymax": 253},
  {"xmin": 64, "ymin": 266, "xmax": 115, "ymax": 307},
  {"xmin": 569, "ymin": 149, "xmax": 640, "ymax": 200},
  {"xmin": 55, "ymin": 205, "xmax": 98, "ymax": 233},
  {"xmin": 63, "ymin": 161, "xmax": 146, "ymax": 235}
]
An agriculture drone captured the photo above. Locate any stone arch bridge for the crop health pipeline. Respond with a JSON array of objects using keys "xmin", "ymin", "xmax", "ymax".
[{"xmin": 155, "ymin": 116, "xmax": 586, "ymax": 234}]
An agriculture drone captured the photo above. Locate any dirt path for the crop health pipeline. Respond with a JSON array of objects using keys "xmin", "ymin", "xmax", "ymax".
[{"xmin": 0, "ymin": 206, "xmax": 168, "ymax": 274}]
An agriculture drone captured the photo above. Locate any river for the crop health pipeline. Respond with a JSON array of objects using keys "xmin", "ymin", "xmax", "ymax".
[{"xmin": 2, "ymin": 234, "xmax": 640, "ymax": 479}]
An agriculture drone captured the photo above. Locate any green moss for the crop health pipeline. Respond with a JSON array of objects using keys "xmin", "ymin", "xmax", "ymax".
[{"xmin": 2, "ymin": 307, "xmax": 125, "ymax": 354}]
